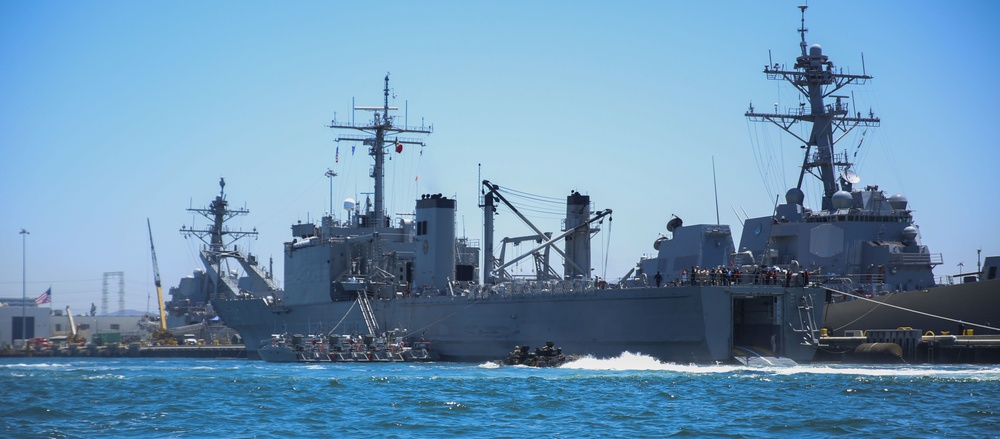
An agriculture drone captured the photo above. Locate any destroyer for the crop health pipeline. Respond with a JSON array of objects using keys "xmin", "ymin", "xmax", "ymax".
[
  {"xmin": 188, "ymin": 74, "xmax": 826, "ymax": 364},
  {"xmin": 735, "ymin": 6, "xmax": 999, "ymax": 337}
]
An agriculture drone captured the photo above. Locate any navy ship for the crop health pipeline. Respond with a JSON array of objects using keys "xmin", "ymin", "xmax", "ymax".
[
  {"xmin": 189, "ymin": 74, "xmax": 826, "ymax": 364},
  {"xmin": 736, "ymin": 6, "xmax": 999, "ymax": 337}
]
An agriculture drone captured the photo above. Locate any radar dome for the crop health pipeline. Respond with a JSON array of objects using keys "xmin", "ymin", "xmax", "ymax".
[
  {"xmin": 666, "ymin": 216, "xmax": 683, "ymax": 233},
  {"xmin": 343, "ymin": 198, "xmax": 357, "ymax": 211},
  {"xmin": 810, "ymin": 44, "xmax": 823, "ymax": 56},
  {"xmin": 653, "ymin": 236, "xmax": 668, "ymax": 251},
  {"xmin": 832, "ymin": 191, "xmax": 853, "ymax": 209},
  {"xmin": 901, "ymin": 225, "xmax": 918, "ymax": 245},
  {"xmin": 785, "ymin": 188, "xmax": 805, "ymax": 206},
  {"xmin": 888, "ymin": 194, "xmax": 908, "ymax": 210}
]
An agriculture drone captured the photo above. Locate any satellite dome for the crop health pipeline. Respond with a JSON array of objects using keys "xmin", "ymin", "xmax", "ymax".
[
  {"xmin": 901, "ymin": 225, "xmax": 918, "ymax": 245},
  {"xmin": 343, "ymin": 198, "xmax": 357, "ymax": 211},
  {"xmin": 785, "ymin": 188, "xmax": 805, "ymax": 205},
  {"xmin": 888, "ymin": 194, "xmax": 908, "ymax": 210},
  {"xmin": 653, "ymin": 236, "xmax": 668, "ymax": 251},
  {"xmin": 666, "ymin": 216, "xmax": 683, "ymax": 233},
  {"xmin": 810, "ymin": 44, "xmax": 823, "ymax": 56},
  {"xmin": 832, "ymin": 191, "xmax": 853, "ymax": 209}
]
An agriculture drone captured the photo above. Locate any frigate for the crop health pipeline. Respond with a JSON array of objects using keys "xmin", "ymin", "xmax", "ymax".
[
  {"xmin": 187, "ymin": 74, "xmax": 826, "ymax": 364},
  {"xmin": 735, "ymin": 5, "xmax": 1000, "ymax": 337}
]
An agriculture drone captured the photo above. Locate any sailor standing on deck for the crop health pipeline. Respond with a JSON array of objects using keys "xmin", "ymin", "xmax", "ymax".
[{"xmin": 654, "ymin": 271, "xmax": 663, "ymax": 287}]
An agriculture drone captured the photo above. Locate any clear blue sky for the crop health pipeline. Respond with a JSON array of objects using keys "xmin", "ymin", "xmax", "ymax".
[{"xmin": 2, "ymin": 1, "xmax": 998, "ymax": 314}]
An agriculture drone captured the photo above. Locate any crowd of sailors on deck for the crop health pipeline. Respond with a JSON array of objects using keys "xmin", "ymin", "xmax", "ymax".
[
  {"xmin": 395, "ymin": 262, "xmax": 825, "ymax": 300},
  {"xmin": 648, "ymin": 265, "xmax": 811, "ymax": 288}
]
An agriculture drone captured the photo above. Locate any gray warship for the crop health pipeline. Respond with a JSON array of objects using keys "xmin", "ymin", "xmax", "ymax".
[
  {"xmin": 192, "ymin": 74, "xmax": 826, "ymax": 363},
  {"xmin": 162, "ymin": 178, "xmax": 280, "ymax": 335},
  {"xmin": 735, "ymin": 6, "xmax": 999, "ymax": 337}
]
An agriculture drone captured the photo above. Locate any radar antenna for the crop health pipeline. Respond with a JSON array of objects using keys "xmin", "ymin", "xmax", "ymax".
[{"xmin": 798, "ymin": 5, "xmax": 809, "ymax": 56}]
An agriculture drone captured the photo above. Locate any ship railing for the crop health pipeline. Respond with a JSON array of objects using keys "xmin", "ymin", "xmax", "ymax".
[
  {"xmin": 889, "ymin": 252, "xmax": 942, "ymax": 266},
  {"xmin": 814, "ymin": 273, "xmax": 885, "ymax": 286},
  {"xmin": 463, "ymin": 279, "xmax": 600, "ymax": 299}
]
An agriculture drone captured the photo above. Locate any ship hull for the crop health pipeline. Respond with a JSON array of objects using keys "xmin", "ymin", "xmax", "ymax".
[
  {"xmin": 823, "ymin": 278, "xmax": 1000, "ymax": 335},
  {"xmin": 257, "ymin": 345, "xmax": 319, "ymax": 363},
  {"xmin": 215, "ymin": 284, "xmax": 824, "ymax": 363}
]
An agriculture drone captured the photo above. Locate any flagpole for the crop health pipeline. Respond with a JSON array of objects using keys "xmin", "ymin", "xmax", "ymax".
[{"xmin": 20, "ymin": 229, "xmax": 29, "ymax": 349}]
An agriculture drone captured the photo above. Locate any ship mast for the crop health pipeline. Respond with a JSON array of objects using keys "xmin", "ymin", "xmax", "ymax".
[
  {"xmin": 746, "ymin": 5, "xmax": 880, "ymax": 210},
  {"xmin": 329, "ymin": 74, "xmax": 432, "ymax": 271},
  {"xmin": 180, "ymin": 177, "xmax": 259, "ymax": 299},
  {"xmin": 180, "ymin": 177, "xmax": 257, "ymax": 256}
]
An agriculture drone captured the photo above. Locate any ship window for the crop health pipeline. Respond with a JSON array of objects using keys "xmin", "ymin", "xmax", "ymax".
[{"xmin": 55, "ymin": 324, "xmax": 62, "ymax": 332}]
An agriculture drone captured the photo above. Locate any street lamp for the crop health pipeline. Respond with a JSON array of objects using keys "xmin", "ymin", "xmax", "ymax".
[{"xmin": 20, "ymin": 228, "xmax": 28, "ymax": 349}]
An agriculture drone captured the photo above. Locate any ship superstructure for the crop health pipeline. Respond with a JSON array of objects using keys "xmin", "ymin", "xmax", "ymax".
[
  {"xmin": 164, "ymin": 177, "xmax": 279, "ymax": 328},
  {"xmin": 740, "ymin": 6, "xmax": 999, "ymax": 336}
]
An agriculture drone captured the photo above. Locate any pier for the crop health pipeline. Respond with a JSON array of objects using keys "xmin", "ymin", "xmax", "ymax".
[
  {"xmin": 816, "ymin": 328, "xmax": 1000, "ymax": 364},
  {"xmin": 1, "ymin": 343, "xmax": 246, "ymax": 359}
]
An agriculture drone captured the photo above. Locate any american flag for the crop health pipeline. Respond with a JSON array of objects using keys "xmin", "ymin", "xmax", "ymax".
[{"xmin": 34, "ymin": 288, "xmax": 51, "ymax": 305}]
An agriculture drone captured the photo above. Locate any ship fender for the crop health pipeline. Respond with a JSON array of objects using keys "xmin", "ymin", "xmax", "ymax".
[{"xmin": 851, "ymin": 342, "xmax": 905, "ymax": 364}]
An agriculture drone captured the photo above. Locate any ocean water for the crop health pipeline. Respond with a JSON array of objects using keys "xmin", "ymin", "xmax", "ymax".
[{"xmin": 2, "ymin": 354, "xmax": 998, "ymax": 438}]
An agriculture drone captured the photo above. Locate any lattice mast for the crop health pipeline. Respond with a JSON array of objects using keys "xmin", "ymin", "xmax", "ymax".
[
  {"xmin": 180, "ymin": 177, "xmax": 257, "ymax": 256},
  {"xmin": 745, "ymin": 5, "xmax": 880, "ymax": 210},
  {"xmin": 329, "ymin": 74, "xmax": 433, "ymax": 270}
]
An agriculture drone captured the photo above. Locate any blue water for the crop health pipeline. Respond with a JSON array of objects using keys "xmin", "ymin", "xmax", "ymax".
[{"xmin": 2, "ymin": 353, "xmax": 998, "ymax": 438}]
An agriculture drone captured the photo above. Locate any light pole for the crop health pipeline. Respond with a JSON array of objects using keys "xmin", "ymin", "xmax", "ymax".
[
  {"xmin": 325, "ymin": 169, "xmax": 337, "ymax": 216},
  {"xmin": 20, "ymin": 228, "xmax": 28, "ymax": 349}
]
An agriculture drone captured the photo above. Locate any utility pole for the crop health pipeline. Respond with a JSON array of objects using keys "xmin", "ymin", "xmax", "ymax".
[{"xmin": 20, "ymin": 229, "xmax": 29, "ymax": 349}]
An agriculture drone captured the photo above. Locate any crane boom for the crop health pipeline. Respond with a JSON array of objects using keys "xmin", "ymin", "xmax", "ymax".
[
  {"xmin": 64, "ymin": 306, "xmax": 86, "ymax": 343},
  {"xmin": 147, "ymin": 218, "xmax": 168, "ymax": 332}
]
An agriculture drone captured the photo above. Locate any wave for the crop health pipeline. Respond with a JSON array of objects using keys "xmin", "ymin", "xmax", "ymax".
[{"xmin": 547, "ymin": 352, "xmax": 1000, "ymax": 378}]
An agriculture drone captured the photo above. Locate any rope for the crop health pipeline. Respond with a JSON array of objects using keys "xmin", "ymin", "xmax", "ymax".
[
  {"xmin": 398, "ymin": 294, "xmax": 492, "ymax": 339},
  {"xmin": 327, "ymin": 300, "xmax": 358, "ymax": 334},
  {"xmin": 602, "ymin": 216, "xmax": 613, "ymax": 280},
  {"xmin": 826, "ymin": 286, "xmax": 1000, "ymax": 333}
]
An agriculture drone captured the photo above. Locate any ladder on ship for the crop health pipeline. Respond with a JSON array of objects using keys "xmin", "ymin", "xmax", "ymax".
[{"xmin": 357, "ymin": 291, "xmax": 380, "ymax": 335}]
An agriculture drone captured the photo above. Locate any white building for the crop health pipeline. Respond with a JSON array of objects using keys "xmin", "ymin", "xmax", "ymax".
[{"xmin": 0, "ymin": 298, "xmax": 51, "ymax": 347}]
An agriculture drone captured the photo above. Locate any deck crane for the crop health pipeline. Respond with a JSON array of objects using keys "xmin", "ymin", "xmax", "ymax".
[
  {"xmin": 64, "ymin": 306, "xmax": 86, "ymax": 344},
  {"xmin": 147, "ymin": 218, "xmax": 174, "ymax": 344}
]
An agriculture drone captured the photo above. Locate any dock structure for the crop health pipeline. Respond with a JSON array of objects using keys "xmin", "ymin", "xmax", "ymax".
[
  {"xmin": 817, "ymin": 328, "xmax": 1000, "ymax": 364},
  {"xmin": 2, "ymin": 343, "xmax": 246, "ymax": 359}
]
